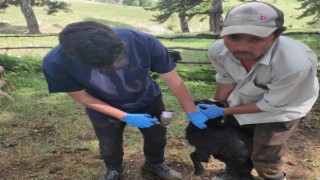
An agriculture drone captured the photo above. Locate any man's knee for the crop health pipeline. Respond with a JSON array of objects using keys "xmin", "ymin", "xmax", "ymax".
[
  {"xmin": 140, "ymin": 124, "xmax": 166, "ymax": 142},
  {"xmin": 251, "ymin": 143, "xmax": 286, "ymax": 179},
  {"xmin": 253, "ymin": 161, "xmax": 285, "ymax": 180}
]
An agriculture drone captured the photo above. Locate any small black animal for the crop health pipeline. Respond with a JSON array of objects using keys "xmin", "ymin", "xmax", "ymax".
[
  {"xmin": 185, "ymin": 99, "xmax": 253, "ymax": 175},
  {"xmin": 168, "ymin": 49, "xmax": 182, "ymax": 63}
]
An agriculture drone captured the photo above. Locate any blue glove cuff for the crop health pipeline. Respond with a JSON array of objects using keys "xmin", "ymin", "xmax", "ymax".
[
  {"xmin": 186, "ymin": 111, "xmax": 204, "ymax": 120},
  {"xmin": 186, "ymin": 110, "xmax": 208, "ymax": 129},
  {"xmin": 122, "ymin": 113, "xmax": 157, "ymax": 128},
  {"xmin": 217, "ymin": 107, "xmax": 224, "ymax": 116}
]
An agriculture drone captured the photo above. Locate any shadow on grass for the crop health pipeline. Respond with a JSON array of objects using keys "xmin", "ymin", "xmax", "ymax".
[{"xmin": 0, "ymin": 23, "xmax": 28, "ymax": 34}]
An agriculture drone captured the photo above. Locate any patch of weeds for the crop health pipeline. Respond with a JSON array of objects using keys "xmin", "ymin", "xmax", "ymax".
[
  {"xmin": 6, "ymin": 72, "xmax": 47, "ymax": 92},
  {"xmin": 0, "ymin": 54, "xmax": 42, "ymax": 73},
  {"xmin": 185, "ymin": 81, "xmax": 215, "ymax": 99},
  {"xmin": 177, "ymin": 65, "xmax": 216, "ymax": 82},
  {"xmin": 306, "ymin": 149, "xmax": 320, "ymax": 168},
  {"xmin": 0, "ymin": 22, "xmax": 9, "ymax": 27}
]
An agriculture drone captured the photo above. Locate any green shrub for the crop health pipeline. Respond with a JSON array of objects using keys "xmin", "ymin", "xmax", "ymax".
[{"xmin": 0, "ymin": 54, "xmax": 42, "ymax": 73}]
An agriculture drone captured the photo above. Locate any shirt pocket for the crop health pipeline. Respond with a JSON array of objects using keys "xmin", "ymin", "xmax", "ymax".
[{"xmin": 237, "ymin": 81, "xmax": 268, "ymax": 104}]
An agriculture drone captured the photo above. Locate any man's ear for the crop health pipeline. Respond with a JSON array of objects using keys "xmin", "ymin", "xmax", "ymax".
[
  {"xmin": 274, "ymin": 34, "xmax": 281, "ymax": 40},
  {"xmin": 273, "ymin": 26, "xmax": 286, "ymax": 39}
]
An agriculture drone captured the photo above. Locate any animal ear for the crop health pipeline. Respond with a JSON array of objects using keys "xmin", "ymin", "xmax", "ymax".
[
  {"xmin": 213, "ymin": 102, "xmax": 225, "ymax": 108},
  {"xmin": 194, "ymin": 99, "xmax": 225, "ymax": 107},
  {"xmin": 194, "ymin": 99, "xmax": 216, "ymax": 105}
]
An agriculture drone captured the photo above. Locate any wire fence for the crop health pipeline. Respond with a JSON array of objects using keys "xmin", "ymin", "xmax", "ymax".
[{"xmin": 0, "ymin": 32, "xmax": 320, "ymax": 64}]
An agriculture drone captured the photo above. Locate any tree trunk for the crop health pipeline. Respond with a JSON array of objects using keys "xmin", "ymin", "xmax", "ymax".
[
  {"xmin": 20, "ymin": 0, "xmax": 41, "ymax": 34},
  {"xmin": 0, "ymin": 66, "xmax": 15, "ymax": 100},
  {"xmin": 209, "ymin": 0, "xmax": 223, "ymax": 35},
  {"xmin": 178, "ymin": 12, "xmax": 190, "ymax": 33}
]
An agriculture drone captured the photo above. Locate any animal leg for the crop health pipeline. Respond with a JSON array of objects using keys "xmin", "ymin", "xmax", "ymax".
[{"xmin": 190, "ymin": 152, "xmax": 204, "ymax": 175}]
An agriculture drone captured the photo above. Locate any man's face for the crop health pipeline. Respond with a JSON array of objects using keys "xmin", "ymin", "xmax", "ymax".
[{"xmin": 223, "ymin": 33, "xmax": 277, "ymax": 62}]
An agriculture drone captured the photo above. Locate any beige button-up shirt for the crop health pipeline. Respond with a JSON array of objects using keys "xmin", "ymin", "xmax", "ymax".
[{"xmin": 208, "ymin": 36, "xmax": 319, "ymax": 125}]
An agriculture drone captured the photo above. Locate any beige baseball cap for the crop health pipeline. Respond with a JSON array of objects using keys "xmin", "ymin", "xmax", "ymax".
[{"xmin": 220, "ymin": 2, "xmax": 285, "ymax": 37}]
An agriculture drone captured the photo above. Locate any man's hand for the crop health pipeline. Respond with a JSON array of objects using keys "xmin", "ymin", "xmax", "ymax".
[
  {"xmin": 122, "ymin": 113, "xmax": 158, "ymax": 128},
  {"xmin": 186, "ymin": 110, "xmax": 209, "ymax": 129},
  {"xmin": 197, "ymin": 104, "xmax": 224, "ymax": 119}
]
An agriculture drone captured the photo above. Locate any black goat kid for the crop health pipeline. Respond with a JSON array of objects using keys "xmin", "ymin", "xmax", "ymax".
[{"xmin": 185, "ymin": 99, "xmax": 253, "ymax": 176}]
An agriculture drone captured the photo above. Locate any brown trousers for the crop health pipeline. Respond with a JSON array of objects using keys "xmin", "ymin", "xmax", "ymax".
[{"xmin": 224, "ymin": 113, "xmax": 309, "ymax": 179}]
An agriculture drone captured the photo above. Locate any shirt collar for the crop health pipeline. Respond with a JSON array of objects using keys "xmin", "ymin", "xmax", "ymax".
[{"xmin": 258, "ymin": 39, "xmax": 279, "ymax": 66}]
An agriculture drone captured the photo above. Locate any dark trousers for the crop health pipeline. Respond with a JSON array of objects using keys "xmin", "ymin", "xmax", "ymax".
[
  {"xmin": 224, "ymin": 113, "xmax": 309, "ymax": 180},
  {"xmin": 88, "ymin": 99, "xmax": 166, "ymax": 170}
]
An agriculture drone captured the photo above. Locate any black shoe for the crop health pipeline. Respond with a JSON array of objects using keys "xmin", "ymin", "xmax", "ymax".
[
  {"xmin": 100, "ymin": 164, "xmax": 126, "ymax": 180},
  {"xmin": 212, "ymin": 171, "xmax": 254, "ymax": 180},
  {"xmin": 141, "ymin": 163, "xmax": 182, "ymax": 180}
]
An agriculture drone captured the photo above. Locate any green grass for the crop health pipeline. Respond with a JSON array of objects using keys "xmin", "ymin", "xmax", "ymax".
[{"xmin": 0, "ymin": 70, "xmax": 217, "ymax": 179}]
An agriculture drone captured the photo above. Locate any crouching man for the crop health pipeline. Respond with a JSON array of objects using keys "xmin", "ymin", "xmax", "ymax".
[
  {"xmin": 42, "ymin": 21, "xmax": 210, "ymax": 180},
  {"xmin": 197, "ymin": 2, "xmax": 319, "ymax": 180}
]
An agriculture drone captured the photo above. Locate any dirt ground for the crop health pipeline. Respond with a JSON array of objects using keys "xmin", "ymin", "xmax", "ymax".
[
  {"xmin": 1, "ymin": 108, "xmax": 319, "ymax": 180},
  {"xmin": 121, "ymin": 110, "xmax": 320, "ymax": 180},
  {"xmin": 104, "ymin": 111, "xmax": 320, "ymax": 180},
  {"xmin": 129, "ymin": 113, "xmax": 320, "ymax": 180}
]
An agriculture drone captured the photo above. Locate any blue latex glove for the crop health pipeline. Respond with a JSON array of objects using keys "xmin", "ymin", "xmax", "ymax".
[
  {"xmin": 197, "ymin": 104, "xmax": 224, "ymax": 119},
  {"xmin": 186, "ymin": 110, "xmax": 209, "ymax": 129},
  {"xmin": 122, "ymin": 113, "xmax": 158, "ymax": 128}
]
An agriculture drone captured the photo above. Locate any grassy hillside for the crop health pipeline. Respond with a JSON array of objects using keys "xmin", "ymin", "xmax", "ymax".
[
  {"xmin": 0, "ymin": 0, "xmax": 319, "ymax": 61},
  {"xmin": 0, "ymin": 0, "xmax": 318, "ymax": 35}
]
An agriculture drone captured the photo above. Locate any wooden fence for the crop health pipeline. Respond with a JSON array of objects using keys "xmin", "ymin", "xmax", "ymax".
[{"xmin": 1, "ymin": 32, "xmax": 320, "ymax": 63}]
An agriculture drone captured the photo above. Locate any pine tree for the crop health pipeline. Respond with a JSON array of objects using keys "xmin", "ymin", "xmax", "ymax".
[
  {"xmin": 296, "ymin": 0, "xmax": 320, "ymax": 25},
  {"xmin": 0, "ymin": 0, "xmax": 71, "ymax": 34},
  {"xmin": 145, "ymin": 0, "xmax": 209, "ymax": 33}
]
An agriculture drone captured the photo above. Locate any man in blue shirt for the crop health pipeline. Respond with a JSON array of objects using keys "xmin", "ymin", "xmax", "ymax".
[{"xmin": 42, "ymin": 21, "xmax": 209, "ymax": 180}]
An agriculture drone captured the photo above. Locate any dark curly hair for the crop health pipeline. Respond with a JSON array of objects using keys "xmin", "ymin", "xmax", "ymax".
[
  {"xmin": 59, "ymin": 21, "xmax": 124, "ymax": 68},
  {"xmin": 273, "ymin": 27, "xmax": 286, "ymax": 37}
]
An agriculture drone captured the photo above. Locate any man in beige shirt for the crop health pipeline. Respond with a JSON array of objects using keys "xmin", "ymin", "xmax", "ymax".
[{"xmin": 197, "ymin": 2, "xmax": 319, "ymax": 180}]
